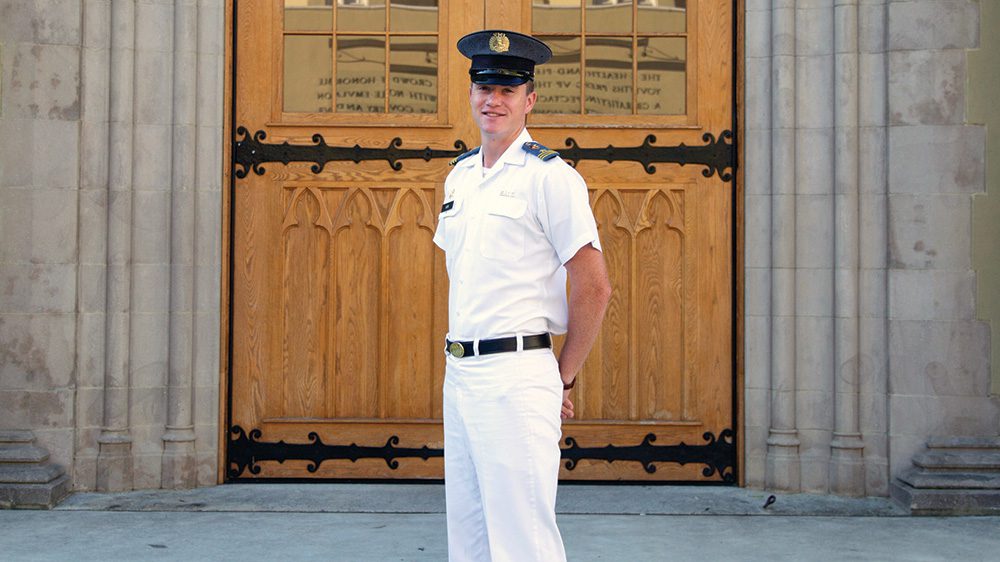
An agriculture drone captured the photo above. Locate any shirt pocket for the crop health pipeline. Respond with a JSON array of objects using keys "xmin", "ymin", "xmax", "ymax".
[{"xmin": 480, "ymin": 196, "xmax": 528, "ymax": 261}]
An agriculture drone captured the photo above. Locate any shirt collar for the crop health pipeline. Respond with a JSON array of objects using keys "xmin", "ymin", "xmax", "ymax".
[{"xmin": 458, "ymin": 127, "xmax": 533, "ymax": 170}]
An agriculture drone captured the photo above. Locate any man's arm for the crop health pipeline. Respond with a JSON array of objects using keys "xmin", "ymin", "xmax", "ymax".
[{"xmin": 558, "ymin": 243, "xmax": 612, "ymax": 418}]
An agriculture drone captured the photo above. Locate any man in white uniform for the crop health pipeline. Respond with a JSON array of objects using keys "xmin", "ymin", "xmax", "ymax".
[{"xmin": 434, "ymin": 30, "xmax": 612, "ymax": 562}]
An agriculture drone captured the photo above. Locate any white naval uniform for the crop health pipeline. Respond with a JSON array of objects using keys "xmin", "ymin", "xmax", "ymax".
[{"xmin": 433, "ymin": 127, "xmax": 602, "ymax": 562}]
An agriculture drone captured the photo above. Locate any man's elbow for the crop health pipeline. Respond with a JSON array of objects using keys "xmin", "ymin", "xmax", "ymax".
[
  {"xmin": 594, "ymin": 275, "xmax": 612, "ymax": 307},
  {"xmin": 593, "ymin": 273, "xmax": 612, "ymax": 309}
]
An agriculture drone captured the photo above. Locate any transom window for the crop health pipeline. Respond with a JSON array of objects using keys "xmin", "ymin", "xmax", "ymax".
[
  {"xmin": 280, "ymin": 0, "xmax": 687, "ymax": 119},
  {"xmin": 282, "ymin": 0, "xmax": 440, "ymax": 114},
  {"xmin": 531, "ymin": 0, "xmax": 687, "ymax": 115}
]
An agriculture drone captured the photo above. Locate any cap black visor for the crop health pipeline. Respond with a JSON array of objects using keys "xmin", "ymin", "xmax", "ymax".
[{"xmin": 470, "ymin": 69, "xmax": 532, "ymax": 86}]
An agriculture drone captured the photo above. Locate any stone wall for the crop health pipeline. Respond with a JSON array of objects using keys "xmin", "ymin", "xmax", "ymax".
[
  {"xmin": 969, "ymin": 0, "xmax": 1000, "ymax": 397},
  {"xmin": 0, "ymin": 0, "xmax": 83, "ymax": 482},
  {"xmin": 885, "ymin": 0, "xmax": 999, "ymax": 477},
  {"xmin": 0, "ymin": 0, "xmax": 995, "ymax": 497},
  {"xmin": 0, "ymin": 0, "xmax": 223, "ymax": 492},
  {"xmin": 743, "ymin": 0, "xmax": 998, "ymax": 496}
]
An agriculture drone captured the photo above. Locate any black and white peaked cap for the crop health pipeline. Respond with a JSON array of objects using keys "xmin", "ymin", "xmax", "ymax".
[{"xmin": 457, "ymin": 30, "xmax": 553, "ymax": 86}]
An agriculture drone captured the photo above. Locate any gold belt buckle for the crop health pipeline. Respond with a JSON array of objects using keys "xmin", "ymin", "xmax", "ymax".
[{"xmin": 448, "ymin": 342, "xmax": 466, "ymax": 358}]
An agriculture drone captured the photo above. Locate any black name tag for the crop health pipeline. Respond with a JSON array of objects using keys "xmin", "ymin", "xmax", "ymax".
[{"xmin": 441, "ymin": 201, "xmax": 454, "ymax": 212}]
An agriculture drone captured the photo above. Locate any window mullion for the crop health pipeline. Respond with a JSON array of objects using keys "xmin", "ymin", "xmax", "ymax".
[{"xmin": 384, "ymin": 4, "xmax": 391, "ymax": 113}]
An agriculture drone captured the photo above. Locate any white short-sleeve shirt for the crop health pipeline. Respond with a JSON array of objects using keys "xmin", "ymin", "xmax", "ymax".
[{"xmin": 433, "ymin": 127, "xmax": 602, "ymax": 341}]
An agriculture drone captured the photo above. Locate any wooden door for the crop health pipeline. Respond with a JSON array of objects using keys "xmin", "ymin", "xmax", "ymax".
[{"xmin": 225, "ymin": 0, "xmax": 735, "ymax": 482}]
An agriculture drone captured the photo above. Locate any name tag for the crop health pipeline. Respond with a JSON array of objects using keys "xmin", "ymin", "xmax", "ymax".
[{"xmin": 441, "ymin": 201, "xmax": 454, "ymax": 212}]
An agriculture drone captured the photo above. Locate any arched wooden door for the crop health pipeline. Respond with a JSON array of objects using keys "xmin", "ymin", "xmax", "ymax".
[{"xmin": 224, "ymin": 0, "xmax": 735, "ymax": 482}]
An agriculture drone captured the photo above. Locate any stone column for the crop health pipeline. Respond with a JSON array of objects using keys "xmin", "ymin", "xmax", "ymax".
[
  {"xmin": 162, "ymin": 0, "xmax": 199, "ymax": 489},
  {"xmin": 96, "ymin": 0, "xmax": 136, "ymax": 492},
  {"xmin": 766, "ymin": 0, "xmax": 801, "ymax": 491},
  {"xmin": 129, "ymin": 0, "xmax": 176, "ymax": 489},
  {"xmin": 794, "ymin": 0, "xmax": 837, "ymax": 493},
  {"xmin": 743, "ymin": 0, "xmax": 774, "ymax": 488},
  {"xmin": 76, "ymin": 0, "xmax": 112, "ymax": 490},
  {"xmin": 830, "ymin": 0, "xmax": 866, "ymax": 496},
  {"xmin": 857, "ymin": 0, "xmax": 889, "ymax": 499},
  {"xmin": 191, "ymin": 0, "xmax": 224, "ymax": 486}
]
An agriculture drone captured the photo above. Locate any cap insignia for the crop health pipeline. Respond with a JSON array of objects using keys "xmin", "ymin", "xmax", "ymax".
[{"xmin": 489, "ymin": 32, "xmax": 510, "ymax": 53}]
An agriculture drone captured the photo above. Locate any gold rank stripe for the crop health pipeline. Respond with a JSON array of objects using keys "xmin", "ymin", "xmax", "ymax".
[{"xmin": 449, "ymin": 148, "xmax": 480, "ymax": 166}]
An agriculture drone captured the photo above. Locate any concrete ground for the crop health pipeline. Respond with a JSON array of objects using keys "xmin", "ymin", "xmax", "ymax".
[{"xmin": 1, "ymin": 484, "xmax": 999, "ymax": 561}]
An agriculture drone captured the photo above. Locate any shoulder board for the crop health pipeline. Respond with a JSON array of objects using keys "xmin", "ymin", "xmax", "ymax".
[
  {"xmin": 522, "ymin": 141, "xmax": 559, "ymax": 162},
  {"xmin": 448, "ymin": 147, "xmax": 480, "ymax": 166}
]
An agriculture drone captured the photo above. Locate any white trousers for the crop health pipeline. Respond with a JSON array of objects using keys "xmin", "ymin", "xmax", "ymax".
[{"xmin": 443, "ymin": 347, "xmax": 567, "ymax": 562}]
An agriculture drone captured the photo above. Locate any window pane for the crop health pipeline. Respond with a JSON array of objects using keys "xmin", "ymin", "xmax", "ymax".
[
  {"xmin": 533, "ymin": 0, "xmax": 581, "ymax": 34},
  {"xmin": 285, "ymin": 0, "xmax": 333, "ymax": 31},
  {"xmin": 637, "ymin": 0, "xmax": 686, "ymax": 34},
  {"xmin": 390, "ymin": 0, "xmax": 438, "ymax": 32},
  {"xmin": 336, "ymin": 35, "xmax": 386, "ymax": 113},
  {"xmin": 533, "ymin": 36, "xmax": 581, "ymax": 114},
  {"xmin": 585, "ymin": 0, "xmax": 632, "ymax": 34},
  {"xmin": 389, "ymin": 36, "xmax": 437, "ymax": 113},
  {"xmin": 585, "ymin": 37, "xmax": 632, "ymax": 114},
  {"xmin": 637, "ymin": 37, "xmax": 685, "ymax": 114},
  {"xmin": 284, "ymin": 36, "xmax": 333, "ymax": 112},
  {"xmin": 337, "ymin": 0, "xmax": 385, "ymax": 32}
]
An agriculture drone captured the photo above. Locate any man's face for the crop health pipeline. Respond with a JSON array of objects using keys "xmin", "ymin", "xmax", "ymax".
[{"xmin": 469, "ymin": 82, "xmax": 537, "ymax": 139}]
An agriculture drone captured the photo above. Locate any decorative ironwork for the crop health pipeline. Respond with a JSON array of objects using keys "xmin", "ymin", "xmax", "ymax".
[
  {"xmin": 561, "ymin": 429, "xmax": 736, "ymax": 482},
  {"xmin": 227, "ymin": 425, "xmax": 443, "ymax": 478},
  {"xmin": 559, "ymin": 131, "xmax": 734, "ymax": 180},
  {"xmin": 233, "ymin": 126, "xmax": 469, "ymax": 178},
  {"xmin": 228, "ymin": 425, "xmax": 735, "ymax": 482}
]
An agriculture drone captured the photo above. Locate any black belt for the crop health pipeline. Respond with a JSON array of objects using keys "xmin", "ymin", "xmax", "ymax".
[{"xmin": 445, "ymin": 333, "xmax": 551, "ymax": 358}]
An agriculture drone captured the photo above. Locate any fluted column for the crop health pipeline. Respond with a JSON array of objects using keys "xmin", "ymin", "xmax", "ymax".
[
  {"xmin": 830, "ymin": 0, "xmax": 866, "ymax": 496},
  {"xmin": 162, "ymin": 0, "xmax": 199, "ymax": 489},
  {"xmin": 766, "ymin": 0, "xmax": 801, "ymax": 490},
  {"xmin": 96, "ymin": 0, "xmax": 136, "ymax": 492}
]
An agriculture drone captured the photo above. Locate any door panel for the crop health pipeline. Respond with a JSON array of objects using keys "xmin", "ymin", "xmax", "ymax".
[{"xmin": 227, "ymin": 0, "xmax": 735, "ymax": 482}]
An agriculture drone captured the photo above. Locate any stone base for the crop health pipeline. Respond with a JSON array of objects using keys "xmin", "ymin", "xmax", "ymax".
[
  {"xmin": 0, "ymin": 430, "xmax": 71, "ymax": 509},
  {"xmin": 890, "ymin": 435, "xmax": 1000, "ymax": 515},
  {"xmin": 890, "ymin": 480, "xmax": 1000, "ymax": 515},
  {"xmin": 161, "ymin": 450, "xmax": 197, "ymax": 489},
  {"xmin": 96, "ymin": 434, "xmax": 133, "ymax": 492},
  {"xmin": 0, "ymin": 474, "xmax": 71, "ymax": 509}
]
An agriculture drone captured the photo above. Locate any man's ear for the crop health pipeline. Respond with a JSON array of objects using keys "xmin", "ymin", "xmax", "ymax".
[{"xmin": 525, "ymin": 90, "xmax": 538, "ymax": 114}]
